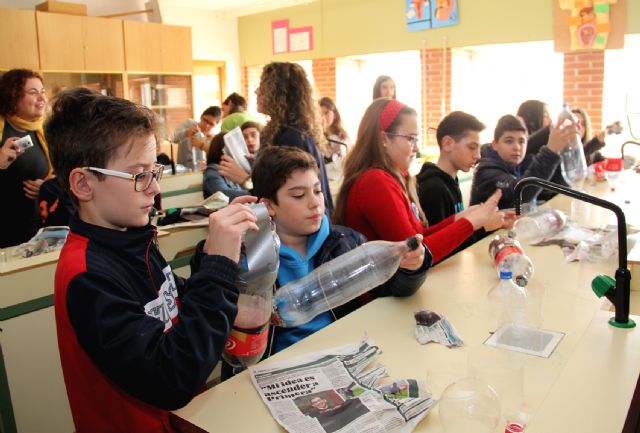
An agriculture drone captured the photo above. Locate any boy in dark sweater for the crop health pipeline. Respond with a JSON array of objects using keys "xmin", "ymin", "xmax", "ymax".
[
  {"xmin": 46, "ymin": 88, "xmax": 258, "ymax": 433},
  {"xmin": 417, "ymin": 111, "xmax": 508, "ymax": 256}
]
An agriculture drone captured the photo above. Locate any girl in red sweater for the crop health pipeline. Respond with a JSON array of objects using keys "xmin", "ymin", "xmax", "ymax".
[{"xmin": 334, "ymin": 98, "xmax": 503, "ymax": 264}]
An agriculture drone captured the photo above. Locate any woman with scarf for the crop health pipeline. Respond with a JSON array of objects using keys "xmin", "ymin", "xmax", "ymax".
[
  {"xmin": 333, "ymin": 98, "xmax": 503, "ymax": 265},
  {"xmin": 0, "ymin": 69, "xmax": 51, "ymax": 247}
]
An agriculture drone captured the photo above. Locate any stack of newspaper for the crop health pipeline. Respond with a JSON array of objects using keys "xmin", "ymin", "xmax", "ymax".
[{"xmin": 250, "ymin": 337, "xmax": 436, "ymax": 433}]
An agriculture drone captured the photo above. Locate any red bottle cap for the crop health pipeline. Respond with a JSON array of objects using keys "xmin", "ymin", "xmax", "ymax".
[{"xmin": 505, "ymin": 422, "xmax": 525, "ymax": 433}]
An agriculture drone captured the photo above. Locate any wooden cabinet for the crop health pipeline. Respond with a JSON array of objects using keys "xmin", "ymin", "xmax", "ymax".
[
  {"xmin": 0, "ymin": 8, "xmax": 40, "ymax": 70},
  {"xmin": 36, "ymin": 12, "xmax": 124, "ymax": 72},
  {"xmin": 124, "ymin": 21, "xmax": 192, "ymax": 73}
]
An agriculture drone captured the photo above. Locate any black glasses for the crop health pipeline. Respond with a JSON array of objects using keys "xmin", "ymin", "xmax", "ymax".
[
  {"xmin": 84, "ymin": 163, "xmax": 164, "ymax": 192},
  {"xmin": 385, "ymin": 132, "xmax": 420, "ymax": 147}
]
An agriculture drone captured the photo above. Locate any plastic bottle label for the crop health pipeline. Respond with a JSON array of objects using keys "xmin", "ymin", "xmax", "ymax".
[
  {"xmin": 494, "ymin": 245, "xmax": 524, "ymax": 268},
  {"xmin": 225, "ymin": 322, "xmax": 269, "ymax": 357}
]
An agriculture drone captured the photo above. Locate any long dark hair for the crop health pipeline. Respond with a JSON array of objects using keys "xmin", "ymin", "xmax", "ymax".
[
  {"xmin": 372, "ymin": 75, "xmax": 396, "ymax": 100},
  {"xmin": 516, "ymin": 100, "xmax": 547, "ymax": 135},
  {"xmin": 207, "ymin": 132, "xmax": 227, "ymax": 164},
  {"xmin": 319, "ymin": 96, "xmax": 348, "ymax": 141}
]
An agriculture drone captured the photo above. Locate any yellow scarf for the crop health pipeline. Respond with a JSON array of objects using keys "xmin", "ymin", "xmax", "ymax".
[{"xmin": 0, "ymin": 115, "xmax": 52, "ymax": 178}]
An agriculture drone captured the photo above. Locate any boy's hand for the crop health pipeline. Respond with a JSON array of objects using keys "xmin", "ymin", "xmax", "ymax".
[
  {"xmin": 399, "ymin": 234, "xmax": 425, "ymax": 271},
  {"xmin": 500, "ymin": 209, "xmax": 517, "ymax": 229},
  {"xmin": 0, "ymin": 137, "xmax": 21, "ymax": 170},
  {"xmin": 204, "ymin": 196, "xmax": 259, "ymax": 262},
  {"xmin": 547, "ymin": 119, "xmax": 578, "ymax": 154},
  {"xmin": 458, "ymin": 189, "xmax": 502, "ymax": 231},
  {"xmin": 219, "ymin": 155, "xmax": 250, "ymax": 184}
]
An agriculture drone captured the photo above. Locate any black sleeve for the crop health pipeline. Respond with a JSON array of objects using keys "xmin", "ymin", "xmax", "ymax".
[
  {"xmin": 584, "ymin": 136, "xmax": 605, "ymax": 164},
  {"xmin": 526, "ymin": 126, "xmax": 551, "ymax": 155},
  {"xmin": 370, "ymin": 243, "xmax": 432, "ymax": 299},
  {"xmin": 418, "ymin": 178, "xmax": 452, "ymax": 226},
  {"xmin": 519, "ymin": 146, "xmax": 562, "ymax": 202},
  {"xmin": 470, "ymin": 163, "xmax": 516, "ymax": 208},
  {"xmin": 67, "ymin": 255, "xmax": 239, "ymax": 410}
]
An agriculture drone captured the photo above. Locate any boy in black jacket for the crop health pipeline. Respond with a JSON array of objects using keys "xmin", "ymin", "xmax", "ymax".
[
  {"xmin": 417, "ymin": 111, "xmax": 507, "ymax": 256},
  {"xmin": 470, "ymin": 114, "xmax": 575, "ymax": 210},
  {"xmin": 253, "ymin": 146, "xmax": 431, "ymax": 354},
  {"xmin": 45, "ymin": 88, "xmax": 258, "ymax": 433}
]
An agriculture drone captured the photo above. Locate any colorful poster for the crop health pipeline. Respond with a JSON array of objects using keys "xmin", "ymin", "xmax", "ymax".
[
  {"xmin": 559, "ymin": 0, "xmax": 616, "ymax": 50},
  {"xmin": 406, "ymin": 0, "xmax": 458, "ymax": 32}
]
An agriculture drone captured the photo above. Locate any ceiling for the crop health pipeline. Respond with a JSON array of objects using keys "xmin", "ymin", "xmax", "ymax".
[{"xmin": 159, "ymin": 0, "xmax": 317, "ymax": 17}]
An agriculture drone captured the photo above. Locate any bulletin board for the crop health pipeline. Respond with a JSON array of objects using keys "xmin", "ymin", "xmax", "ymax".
[{"xmin": 553, "ymin": 0, "xmax": 626, "ymax": 52}]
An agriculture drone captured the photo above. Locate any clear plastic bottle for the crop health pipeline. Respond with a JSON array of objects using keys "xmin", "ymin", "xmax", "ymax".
[
  {"xmin": 488, "ymin": 233, "xmax": 534, "ymax": 287},
  {"xmin": 272, "ymin": 237, "xmax": 420, "ymax": 328},
  {"xmin": 489, "ymin": 269, "xmax": 529, "ymax": 327},
  {"xmin": 558, "ymin": 104, "xmax": 588, "ymax": 189},
  {"xmin": 512, "ymin": 208, "xmax": 567, "ymax": 244}
]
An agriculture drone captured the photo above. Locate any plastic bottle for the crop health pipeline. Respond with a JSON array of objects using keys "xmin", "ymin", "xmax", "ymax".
[
  {"xmin": 489, "ymin": 269, "xmax": 529, "ymax": 327},
  {"xmin": 488, "ymin": 233, "xmax": 534, "ymax": 287},
  {"xmin": 558, "ymin": 104, "xmax": 588, "ymax": 189},
  {"xmin": 272, "ymin": 237, "xmax": 420, "ymax": 328},
  {"xmin": 512, "ymin": 208, "xmax": 567, "ymax": 244}
]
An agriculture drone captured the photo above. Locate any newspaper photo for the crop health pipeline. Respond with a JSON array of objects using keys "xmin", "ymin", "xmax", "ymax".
[{"xmin": 249, "ymin": 336, "xmax": 436, "ymax": 433}]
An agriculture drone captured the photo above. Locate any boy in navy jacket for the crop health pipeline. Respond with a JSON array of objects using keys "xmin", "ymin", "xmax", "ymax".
[{"xmin": 46, "ymin": 88, "xmax": 258, "ymax": 433}]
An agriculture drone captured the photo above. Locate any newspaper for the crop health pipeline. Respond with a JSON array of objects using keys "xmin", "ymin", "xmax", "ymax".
[
  {"xmin": 249, "ymin": 336, "xmax": 436, "ymax": 433},
  {"xmin": 414, "ymin": 310, "xmax": 464, "ymax": 348}
]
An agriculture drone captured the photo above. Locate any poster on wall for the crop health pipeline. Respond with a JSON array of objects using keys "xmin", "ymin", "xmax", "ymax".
[
  {"xmin": 553, "ymin": 0, "xmax": 625, "ymax": 51},
  {"xmin": 271, "ymin": 20, "xmax": 314, "ymax": 54},
  {"xmin": 406, "ymin": 0, "xmax": 458, "ymax": 32}
]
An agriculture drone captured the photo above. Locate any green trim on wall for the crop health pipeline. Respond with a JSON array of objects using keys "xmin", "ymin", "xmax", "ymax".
[
  {"xmin": 0, "ymin": 295, "xmax": 54, "ymax": 321},
  {"xmin": 168, "ymin": 255, "xmax": 193, "ymax": 270},
  {"xmin": 0, "ymin": 345, "xmax": 17, "ymax": 433},
  {"xmin": 162, "ymin": 186, "xmax": 202, "ymax": 198}
]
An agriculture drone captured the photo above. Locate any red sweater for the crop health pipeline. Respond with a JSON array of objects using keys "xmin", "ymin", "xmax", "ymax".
[{"xmin": 343, "ymin": 169, "xmax": 474, "ymax": 263}]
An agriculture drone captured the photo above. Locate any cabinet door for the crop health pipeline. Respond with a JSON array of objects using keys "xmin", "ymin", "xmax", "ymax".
[
  {"xmin": 0, "ymin": 8, "xmax": 40, "ymax": 70},
  {"xmin": 124, "ymin": 21, "xmax": 163, "ymax": 72},
  {"xmin": 36, "ymin": 12, "xmax": 84, "ymax": 71},
  {"xmin": 83, "ymin": 16, "xmax": 124, "ymax": 72},
  {"xmin": 161, "ymin": 25, "xmax": 192, "ymax": 73}
]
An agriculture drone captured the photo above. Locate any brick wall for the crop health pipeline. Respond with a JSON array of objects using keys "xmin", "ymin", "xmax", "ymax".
[
  {"xmin": 420, "ymin": 48, "xmax": 451, "ymax": 146},
  {"xmin": 312, "ymin": 57, "xmax": 337, "ymax": 101},
  {"xmin": 563, "ymin": 50, "xmax": 604, "ymax": 130}
]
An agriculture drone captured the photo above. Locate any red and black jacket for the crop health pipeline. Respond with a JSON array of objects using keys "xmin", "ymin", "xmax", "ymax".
[{"xmin": 55, "ymin": 216, "xmax": 239, "ymax": 433}]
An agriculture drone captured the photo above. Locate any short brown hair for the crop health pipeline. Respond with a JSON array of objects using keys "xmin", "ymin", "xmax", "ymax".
[
  {"xmin": 252, "ymin": 146, "xmax": 318, "ymax": 204},
  {"xmin": 436, "ymin": 111, "xmax": 485, "ymax": 147},
  {"xmin": 0, "ymin": 69, "xmax": 44, "ymax": 117},
  {"xmin": 206, "ymin": 132, "xmax": 227, "ymax": 165},
  {"xmin": 494, "ymin": 114, "xmax": 527, "ymax": 142},
  {"xmin": 45, "ymin": 88, "xmax": 158, "ymax": 199}
]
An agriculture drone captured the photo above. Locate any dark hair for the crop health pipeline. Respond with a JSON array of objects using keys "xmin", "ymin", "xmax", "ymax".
[
  {"xmin": 571, "ymin": 107, "xmax": 591, "ymax": 142},
  {"xmin": 202, "ymin": 106, "xmax": 222, "ymax": 121},
  {"xmin": 45, "ymin": 88, "xmax": 158, "ymax": 201},
  {"xmin": 494, "ymin": 114, "xmax": 527, "ymax": 142},
  {"xmin": 372, "ymin": 75, "xmax": 396, "ymax": 100},
  {"xmin": 0, "ymin": 69, "xmax": 44, "ymax": 117},
  {"xmin": 516, "ymin": 100, "xmax": 547, "ymax": 135},
  {"xmin": 252, "ymin": 146, "xmax": 318, "ymax": 204},
  {"xmin": 223, "ymin": 93, "xmax": 247, "ymax": 114},
  {"xmin": 436, "ymin": 111, "xmax": 485, "ymax": 147},
  {"xmin": 206, "ymin": 132, "xmax": 227, "ymax": 165},
  {"xmin": 319, "ymin": 96, "xmax": 348, "ymax": 141},
  {"xmin": 241, "ymin": 121, "xmax": 262, "ymax": 132}
]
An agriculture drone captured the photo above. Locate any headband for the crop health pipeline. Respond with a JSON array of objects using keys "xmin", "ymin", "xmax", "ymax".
[{"xmin": 379, "ymin": 99, "xmax": 405, "ymax": 131}]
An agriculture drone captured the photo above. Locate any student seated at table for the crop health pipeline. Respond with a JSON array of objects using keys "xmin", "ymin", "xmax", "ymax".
[
  {"xmin": 470, "ymin": 114, "xmax": 574, "ymax": 210},
  {"xmin": 416, "ymin": 111, "xmax": 510, "ymax": 257},
  {"xmin": 333, "ymin": 98, "xmax": 503, "ymax": 265},
  {"xmin": 252, "ymin": 146, "xmax": 429, "ymax": 354},
  {"xmin": 203, "ymin": 130, "xmax": 255, "ymax": 199},
  {"xmin": 216, "ymin": 121, "xmax": 262, "ymax": 192},
  {"xmin": 45, "ymin": 88, "xmax": 258, "ymax": 433}
]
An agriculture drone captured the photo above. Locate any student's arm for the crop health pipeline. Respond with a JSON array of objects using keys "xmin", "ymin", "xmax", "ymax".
[
  {"xmin": 202, "ymin": 165, "xmax": 248, "ymax": 199},
  {"xmin": 66, "ymin": 256, "xmax": 239, "ymax": 410}
]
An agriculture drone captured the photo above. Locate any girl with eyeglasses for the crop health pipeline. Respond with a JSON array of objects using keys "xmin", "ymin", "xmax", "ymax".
[{"xmin": 334, "ymin": 98, "xmax": 502, "ymax": 265}]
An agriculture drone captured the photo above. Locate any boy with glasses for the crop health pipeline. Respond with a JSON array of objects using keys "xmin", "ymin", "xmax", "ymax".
[{"xmin": 45, "ymin": 88, "xmax": 258, "ymax": 432}]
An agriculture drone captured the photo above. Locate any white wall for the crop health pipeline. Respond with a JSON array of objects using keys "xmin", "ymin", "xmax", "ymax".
[{"xmin": 157, "ymin": 1, "xmax": 241, "ymax": 94}]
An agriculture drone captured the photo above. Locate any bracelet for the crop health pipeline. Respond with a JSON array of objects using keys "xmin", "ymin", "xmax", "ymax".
[{"xmin": 242, "ymin": 176, "xmax": 253, "ymax": 190}]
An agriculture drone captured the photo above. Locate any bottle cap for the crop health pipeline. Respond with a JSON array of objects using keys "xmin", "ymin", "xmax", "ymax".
[
  {"xmin": 499, "ymin": 270, "xmax": 513, "ymax": 279},
  {"xmin": 591, "ymin": 274, "xmax": 616, "ymax": 298},
  {"xmin": 505, "ymin": 422, "xmax": 525, "ymax": 432},
  {"xmin": 405, "ymin": 236, "xmax": 419, "ymax": 251}
]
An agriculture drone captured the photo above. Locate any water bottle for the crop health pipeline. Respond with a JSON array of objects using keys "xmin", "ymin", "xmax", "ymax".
[
  {"xmin": 223, "ymin": 203, "xmax": 279, "ymax": 369},
  {"xmin": 488, "ymin": 269, "xmax": 528, "ymax": 327},
  {"xmin": 488, "ymin": 233, "xmax": 534, "ymax": 287},
  {"xmin": 512, "ymin": 208, "xmax": 567, "ymax": 244},
  {"xmin": 272, "ymin": 237, "xmax": 421, "ymax": 328},
  {"xmin": 558, "ymin": 104, "xmax": 588, "ymax": 189}
]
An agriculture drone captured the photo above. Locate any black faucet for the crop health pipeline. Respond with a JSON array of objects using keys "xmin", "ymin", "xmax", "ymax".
[
  {"xmin": 514, "ymin": 176, "xmax": 636, "ymax": 328},
  {"xmin": 621, "ymin": 140, "xmax": 640, "ymax": 163}
]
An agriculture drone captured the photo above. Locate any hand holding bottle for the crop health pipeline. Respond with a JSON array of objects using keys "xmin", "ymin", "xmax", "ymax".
[
  {"xmin": 399, "ymin": 233, "xmax": 424, "ymax": 270},
  {"xmin": 0, "ymin": 137, "xmax": 21, "ymax": 170},
  {"xmin": 204, "ymin": 196, "xmax": 259, "ymax": 262}
]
